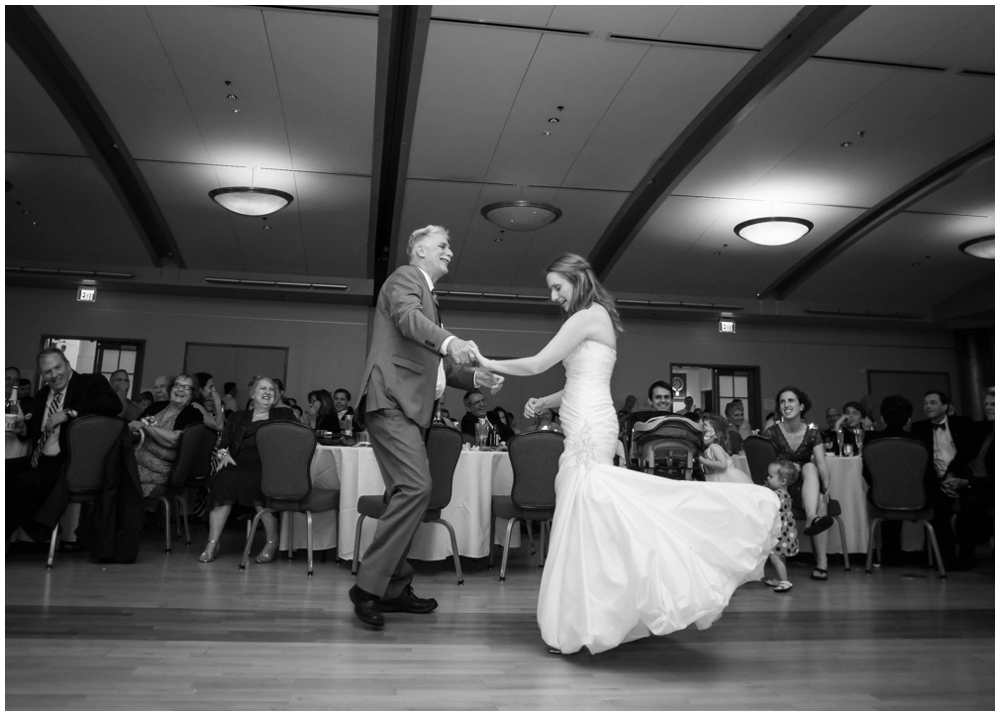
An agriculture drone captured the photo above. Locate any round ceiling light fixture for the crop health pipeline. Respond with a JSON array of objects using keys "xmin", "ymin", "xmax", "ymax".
[
  {"xmin": 958, "ymin": 235, "xmax": 994, "ymax": 260},
  {"xmin": 734, "ymin": 217, "xmax": 813, "ymax": 247},
  {"xmin": 209, "ymin": 187, "xmax": 293, "ymax": 217},
  {"xmin": 481, "ymin": 200, "xmax": 562, "ymax": 232}
]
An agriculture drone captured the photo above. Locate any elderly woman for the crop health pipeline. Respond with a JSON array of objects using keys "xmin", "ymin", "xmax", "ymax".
[
  {"xmin": 761, "ymin": 386, "xmax": 834, "ymax": 582},
  {"xmin": 129, "ymin": 373, "xmax": 206, "ymax": 498},
  {"xmin": 304, "ymin": 389, "xmax": 336, "ymax": 430},
  {"xmin": 724, "ymin": 400, "xmax": 751, "ymax": 453},
  {"xmin": 198, "ymin": 376, "xmax": 296, "ymax": 563}
]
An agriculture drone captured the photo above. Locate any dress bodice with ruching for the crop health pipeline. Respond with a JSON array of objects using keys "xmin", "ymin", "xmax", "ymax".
[{"xmin": 559, "ymin": 340, "xmax": 619, "ymax": 469}]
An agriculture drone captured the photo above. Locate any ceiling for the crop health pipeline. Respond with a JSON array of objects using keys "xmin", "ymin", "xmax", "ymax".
[{"xmin": 5, "ymin": 5, "xmax": 995, "ymax": 330}]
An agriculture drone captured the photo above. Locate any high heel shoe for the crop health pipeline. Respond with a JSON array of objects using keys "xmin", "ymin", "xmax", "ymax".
[
  {"xmin": 255, "ymin": 540, "xmax": 278, "ymax": 564},
  {"xmin": 198, "ymin": 539, "xmax": 220, "ymax": 563}
]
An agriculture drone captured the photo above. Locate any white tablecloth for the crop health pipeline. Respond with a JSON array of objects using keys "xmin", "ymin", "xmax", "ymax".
[{"xmin": 279, "ymin": 445, "xmax": 517, "ymax": 562}]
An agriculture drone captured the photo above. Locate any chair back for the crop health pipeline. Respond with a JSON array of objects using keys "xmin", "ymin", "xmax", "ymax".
[
  {"xmin": 507, "ymin": 430, "xmax": 564, "ymax": 508},
  {"xmin": 426, "ymin": 425, "xmax": 463, "ymax": 511},
  {"xmin": 64, "ymin": 415, "xmax": 124, "ymax": 493},
  {"xmin": 743, "ymin": 435, "xmax": 777, "ymax": 486},
  {"xmin": 257, "ymin": 421, "xmax": 316, "ymax": 501},
  {"xmin": 862, "ymin": 438, "xmax": 929, "ymax": 511},
  {"xmin": 168, "ymin": 424, "xmax": 217, "ymax": 487}
]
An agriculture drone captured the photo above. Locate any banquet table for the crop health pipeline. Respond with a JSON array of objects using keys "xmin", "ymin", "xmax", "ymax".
[{"xmin": 279, "ymin": 444, "xmax": 518, "ymax": 562}]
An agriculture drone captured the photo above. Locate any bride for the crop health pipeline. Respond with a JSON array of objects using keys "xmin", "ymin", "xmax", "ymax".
[{"xmin": 475, "ymin": 254, "xmax": 781, "ymax": 655}]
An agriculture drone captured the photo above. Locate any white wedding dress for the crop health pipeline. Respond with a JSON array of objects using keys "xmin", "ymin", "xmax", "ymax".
[{"xmin": 537, "ymin": 340, "xmax": 781, "ymax": 654}]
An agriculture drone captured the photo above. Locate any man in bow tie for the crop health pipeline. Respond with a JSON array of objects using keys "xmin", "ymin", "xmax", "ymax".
[
  {"xmin": 910, "ymin": 390, "xmax": 975, "ymax": 569},
  {"xmin": 350, "ymin": 225, "xmax": 503, "ymax": 628}
]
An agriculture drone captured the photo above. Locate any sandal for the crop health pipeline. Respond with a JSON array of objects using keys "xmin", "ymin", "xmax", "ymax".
[
  {"xmin": 804, "ymin": 515, "xmax": 834, "ymax": 536},
  {"xmin": 773, "ymin": 580, "xmax": 793, "ymax": 592},
  {"xmin": 762, "ymin": 578, "xmax": 781, "ymax": 587},
  {"xmin": 198, "ymin": 539, "xmax": 220, "ymax": 563},
  {"xmin": 810, "ymin": 567, "xmax": 828, "ymax": 581},
  {"xmin": 255, "ymin": 540, "xmax": 279, "ymax": 564}
]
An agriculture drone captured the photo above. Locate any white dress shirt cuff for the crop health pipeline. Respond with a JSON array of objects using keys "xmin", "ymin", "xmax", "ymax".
[{"xmin": 440, "ymin": 335, "xmax": 454, "ymax": 356}]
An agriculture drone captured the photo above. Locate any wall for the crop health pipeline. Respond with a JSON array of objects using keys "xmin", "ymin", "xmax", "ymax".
[{"xmin": 5, "ymin": 287, "xmax": 963, "ymax": 423}]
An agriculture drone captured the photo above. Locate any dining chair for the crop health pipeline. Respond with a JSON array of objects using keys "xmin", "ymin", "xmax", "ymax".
[
  {"xmin": 46, "ymin": 415, "xmax": 124, "ymax": 569},
  {"xmin": 242, "ymin": 421, "xmax": 339, "ymax": 577},
  {"xmin": 489, "ymin": 430, "xmax": 564, "ymax": 581},
  {"xmin": 742, "ymin": 435, "xmax": 850, "ymax": 571},
  {"xmin": 351, "ymin": 425, "xmax": 465, "ymax": 584},
  {"xmin": 862, "ymin": 438, "xmax": 946, "ymax": 578},
  {"xmin": 144, "ymin": 423, "xmax": 217, "ymax": 552}
]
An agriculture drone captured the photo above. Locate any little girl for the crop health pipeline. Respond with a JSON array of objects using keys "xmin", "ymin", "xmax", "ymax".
[
  {"xmin": 699, "ymin": 413, "xmax": 753, "ymax": 484},
  {"xmin": 763, "ymin": 459, "xmax": 800, "ymax": 592}
]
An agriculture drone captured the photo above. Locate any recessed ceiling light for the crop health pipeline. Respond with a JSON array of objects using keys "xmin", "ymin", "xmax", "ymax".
[
  {"xmin": 543, "ymin": 131, "xmax": 552, "ymax": 136},
  {"xmin": 232, "ymin": 108, "xmax": 241, "ymax": 113},
  {"xmin": 227, "ymin": 94, "xmax": 238, "ymax": 100},
  {"xmin": 840, "ymin": 142, "xmax": 852, "ymax": 148},
  {"xmin": 263, "ymin": 225, "xmax": 271, "ymax": 230},
  {"xmin": 547, "ymin": 117, "xmax": 560, "ymax": 124}
]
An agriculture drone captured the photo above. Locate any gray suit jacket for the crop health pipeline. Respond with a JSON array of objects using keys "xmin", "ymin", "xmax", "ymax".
[{"xmin": 359, "ymin": 265, "xmax": 476, "ymax": 428}]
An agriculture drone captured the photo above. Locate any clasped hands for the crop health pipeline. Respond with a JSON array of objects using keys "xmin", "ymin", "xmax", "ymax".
[{"xmin": 447, "ymin": 338, "xmax": 504, "ymax": 395}]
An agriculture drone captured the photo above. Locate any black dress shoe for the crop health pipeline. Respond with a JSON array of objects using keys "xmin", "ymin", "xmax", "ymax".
[
  {"xmin": 380, "ymin": 584, "xmax": 438, "ymax": 614},
  {"xmin": 59, "ymin": 541, "xmax": 89, "ymax": 554},
  {"xmin": 349, "ymin": 585, "xmax": 384, "ymax": 627}
]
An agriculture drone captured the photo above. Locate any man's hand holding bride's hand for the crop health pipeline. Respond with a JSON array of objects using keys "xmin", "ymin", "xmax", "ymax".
[
  {"xmin": 524, "ymin": 397, "xmax": 546, "ymax": 419},
  {"xmin": 447, "ymin": 338, "xmax": 479, "ymax": 365},
  {"xmin": 474, "ymin": 369, "xmax": 504, "ymax": 395}
]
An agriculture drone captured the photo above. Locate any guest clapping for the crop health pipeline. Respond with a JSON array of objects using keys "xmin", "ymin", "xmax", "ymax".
[
  {"xmin": 198, "ymin": 377, "xmax": 296, "ymax": 563},
  {"xmin": 129, "ymin": 373, "xmax": 206, "ymax": 498}
]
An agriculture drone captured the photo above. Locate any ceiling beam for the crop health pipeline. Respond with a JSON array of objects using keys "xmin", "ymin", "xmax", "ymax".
[
  {"xmin": 588, "ymin": 5, "xmax": 868, "ymax": 281},
  {"xmin": 758, "ymin": 137, "xmax": 995, "ymax": 300},
  {"xmin": 366, "ymin": 5, "xmax": 432, "ymax": 303},
  {"xmin": 5, "ymin": 6, "xmax": 181, "ymax": 267}
]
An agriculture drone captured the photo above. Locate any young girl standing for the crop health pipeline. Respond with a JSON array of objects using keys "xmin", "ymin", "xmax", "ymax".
[
  {"xmin": 699, "ymin": 413, "xmax": 753, "ymax": 484},
  {"xmin": 763, "ymin": 459, "xmax": 800, "ymax": 592}
]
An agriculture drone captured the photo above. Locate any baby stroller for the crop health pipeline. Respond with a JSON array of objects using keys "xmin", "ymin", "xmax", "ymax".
[{"xmin": 627, "ymin": 413, "xmax": 704, "ymax": 480}]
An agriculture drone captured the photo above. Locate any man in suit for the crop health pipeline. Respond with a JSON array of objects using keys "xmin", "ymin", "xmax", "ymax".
[
  {"xmin": 460, "ymin": 390, "xmax": 514, "ymax": 444},
  {"xmin": 332, "ymin": 388, "xmax": 356, "ymax": 434},
  {"xmin": 351, "ymin": 225, "xmax": 502, "ymax": 628},
  {"xmin": 910, "ymin": 390, "xmax": 976, "ymax": 569},
  {"xmin": 6, "ymin": 347, "xmax": 122, "ymax": 543}
]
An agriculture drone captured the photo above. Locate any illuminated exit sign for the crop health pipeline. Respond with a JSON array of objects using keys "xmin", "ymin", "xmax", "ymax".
[
  {"xmin": 718, "ymin": 318, "xmax": 736, "ymax": 334},
  {"xmin": 76, "ymin": 286, "xmax": 97, "ymax": 302}
]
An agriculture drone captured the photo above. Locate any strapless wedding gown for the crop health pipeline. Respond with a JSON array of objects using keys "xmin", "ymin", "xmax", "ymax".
[{"xmin": 537, "ymin": 341, "xmax": 781, "ymax": 655}]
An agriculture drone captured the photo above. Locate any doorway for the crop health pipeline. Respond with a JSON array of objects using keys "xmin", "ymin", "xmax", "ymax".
[
  {"xmin": 670, "ymin": 363, "xmax": 761, "ymax": 428},
  {"xmin": 43, "ymin": 336, "xmax": 145, "ymax": 400}
]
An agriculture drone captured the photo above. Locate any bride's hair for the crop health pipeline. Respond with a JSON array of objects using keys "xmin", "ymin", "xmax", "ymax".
[{"xmin": 546, "ymin": 253, "xmax": 623, "ymax": 334}]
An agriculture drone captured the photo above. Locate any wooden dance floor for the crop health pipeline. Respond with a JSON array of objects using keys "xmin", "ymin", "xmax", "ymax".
[{"xmin": 5, "ymin": 530, "xmax": 994, "ymax": 710}]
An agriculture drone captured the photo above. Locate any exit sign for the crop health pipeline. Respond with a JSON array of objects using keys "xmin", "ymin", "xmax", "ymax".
[
  {"xmin": 76, "ymin": 286, "xmax": 97, "ymax": 302},
  {"xmin": 719, "ymin": 319, "xmax": 736, "ymax": 334}
]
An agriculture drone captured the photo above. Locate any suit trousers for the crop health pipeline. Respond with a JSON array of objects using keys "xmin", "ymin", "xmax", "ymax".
[
  {"xmin": 6, "ymin": 454, "xmax": 66, "ymax": 537},
  {"xmin": 356, "ymin": 408, "xmax": 432, "ymax": 599}
]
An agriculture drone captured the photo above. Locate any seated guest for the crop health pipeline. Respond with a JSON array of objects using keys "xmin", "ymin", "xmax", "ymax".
[
  {"xmin": 488, "ymin": 405, "xmax": 515, "ymax": 440},
  {"xmin": 199, "ymin": 376, "xmax": 295, "ymax": 564},
  {"xmin": 194, "ymin": 372, "xmax": 226, "ymax": 430},
  {"xmin": 534, "ymin": 407, "xmax": 563, "ymax": 433},
  {"xmin": 862, "ymin": 394, "xmax": 921, "ymax": 565},
  {"xmin": 221, "ymin": 382, "xmax": 239, "ymax": 414},
  {"xmin": 461, "ymin": 390, "xmax": 515, "ymax": 442},
  {"xmin": 647, "ymin": 381, "xmax": 673, "ymax": 412},
  {"xmin": 617, "ymin": 394, "xmax": 637, "ymax": 419},
  {"xmin": 910, "ymin": 390, "xmax": 976, "ymax": 570},
  {"xmin": 6, "ymin": 367, "xmax": 32, "ymax": 459},
  {"xmin": 129, "ymin": 373, "xmax": 206, "ymax": 498},
  {"xmin": 152, "ymin": 375, "xmax": 173, "ymax": 403},
  {"xmin": 272, "ymin": 378, "xmax": 289, "ymax": 408},
  {"xmin": 110, "ymin": 369, "xmax": 144, "ymax": 422},
  {"xmin": 820, "ymin": 406, "xmax": 843, "ymax": 453},
  {"xmin": 17, "ymin": 377, "xmax": 34, "ymax": 402},
  {"xmin": 305, "ymin": 389, "xmax": 336, "ymax": 430},
  {"xmin": 434, "ymin": 407, "xmax": 457, "ymax": 428},
  {"xmin": 941, "ymin": 387, "xmax": 994, "ymax": 570},
  {"xmin": 331, "ymin": 388, "xmax": 357, "ymax": 434},
  {"xmin": 136, "ymin": 391, "xmax": 154, "ymax": 413},
  {"xmin": 6, "ymin": 366, "xmax": 36, "ymax": 421},
  {"xmin": 683, "ymin": 396, "xmax": 696, "ymax": 414},
  {"xmin": 829, "ymin": 401, "xmax": 870, "ymax": 455},
  {"xmin": 6, "ymin": 348, "xmax": 121, "ymax": 543},
  {"xmin": 725, "ymin": 399, "xmax": 753, "ymax": 441}
]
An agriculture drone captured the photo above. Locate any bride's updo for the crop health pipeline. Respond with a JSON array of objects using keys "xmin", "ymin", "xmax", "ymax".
[{"xmin": 546, "ymin": 253, "xmax": 623, "ymax": 334}]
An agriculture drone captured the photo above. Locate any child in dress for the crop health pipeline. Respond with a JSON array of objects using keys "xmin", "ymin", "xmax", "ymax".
[
  {"xmin": 763, "ymin": 459, "xmax": 800, "ymax": 592},
  {"xmin": 699, "ymin": 413, "xmax": 753, "ymax": 484}
]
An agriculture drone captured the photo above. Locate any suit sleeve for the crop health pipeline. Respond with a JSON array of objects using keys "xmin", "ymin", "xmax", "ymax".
[
  {"xmin": 385, "ymin": 269, "xmax": 452, "ymax": 355},
  {"xmin": 77, "ymin": 374, "xmax": 123, "ymax": 418}
]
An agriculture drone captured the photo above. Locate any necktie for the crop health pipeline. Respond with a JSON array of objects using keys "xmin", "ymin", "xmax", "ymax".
[
  {"xmin": 31, "ymin": 391, "xmax": 64, "ymax": 468},
  {"xmin": 431, "ymin": 289, "xmax": 442, "ymax": 327},
  {"xmin": 932, "ymin": 422, "xmax": 947, "ymax": 431}
]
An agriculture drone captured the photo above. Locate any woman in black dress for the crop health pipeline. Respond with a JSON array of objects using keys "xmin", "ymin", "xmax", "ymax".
[
  {"xmin": 761, "ymin": 386, "xmax": 834, "ymax": 581},
  {"xmin": 199, "ymin": 376, "xmax": 296, "ymax": 563}
]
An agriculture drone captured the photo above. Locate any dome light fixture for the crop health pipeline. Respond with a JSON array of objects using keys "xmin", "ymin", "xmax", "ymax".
[
  {"xmin": 734, "ymin": 217, "xmax": 813, "ymax": 247},
  {"xmin": 481, "ymin": 200, "xmax": 562, "ymax": 232},
  {"xmin": 209, "ymin": 187, "xmax": 293, "ymax": 217},
  {"xmin": 958, "ymin": 235, "xmax": 994, "ymax": 260}
]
